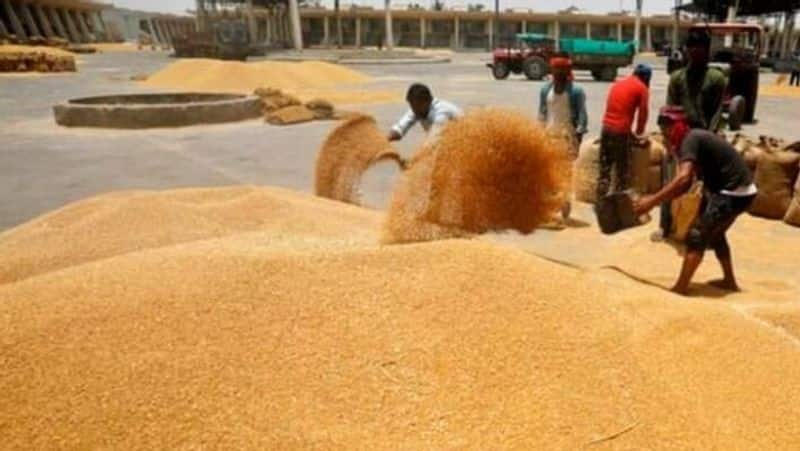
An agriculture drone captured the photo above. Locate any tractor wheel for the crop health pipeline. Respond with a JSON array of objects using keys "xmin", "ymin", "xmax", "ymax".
[
  {"xmin": 728, "ymin": 95, "xmax": 746, "ymax": 131},
  {"xmin": 492, "ymin": 62, "xmax": 511, "ymax": 80},
  {"xmin": 523, "ymin": 57, "xmax": 548, "ymax": 81},
  {"xmin": 599, "ymin": 66, "xmax": 618, "ymax": 82}
]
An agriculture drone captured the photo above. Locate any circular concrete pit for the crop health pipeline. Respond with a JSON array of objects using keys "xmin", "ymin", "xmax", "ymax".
[{"xmin": 53, "ymin": 93, "xmax": 263, "ymax": 128}]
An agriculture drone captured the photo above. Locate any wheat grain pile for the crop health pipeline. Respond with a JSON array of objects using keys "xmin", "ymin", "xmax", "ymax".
[
  {"xmin": 315, "ymin": 115, "xmax": 402, "ymax": 204},
  {"xmin": 383, "ymin": 108, "xmax": 570, "ymax": 243},
  {"xmin": 1, "ymin": 186, "xmax": 800, "ymax": 449},
  {"xmin": 0, "ymin": 44, "xmax": 76, "ymax": 72}
]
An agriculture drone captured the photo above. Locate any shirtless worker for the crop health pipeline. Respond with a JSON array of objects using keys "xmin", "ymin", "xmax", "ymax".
[
  {"xmin": 388, "ymin": 83, "xmax": 463, "ymax": 142},
  {"xmin": 633, "ymin": 106, "xmax": 757, "ymax": 296}
]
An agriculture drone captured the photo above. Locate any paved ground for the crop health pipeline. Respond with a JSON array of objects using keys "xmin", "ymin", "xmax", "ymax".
[{"xmin": 1, "ymin": 50, "xmax": 797, "ymax": 230}]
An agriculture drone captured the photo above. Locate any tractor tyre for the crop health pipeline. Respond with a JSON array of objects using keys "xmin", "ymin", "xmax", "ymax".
[
  {"xmin": 599, "ymin": 66, "xmax": 618, "ymax": 82},
  {"xmin": 492, "ymin": 62, "xmax": 511, "ymax": 80},
  {"xmin": 523, "ymin": 57, "xmax": 548, "ymax": 81},
  {"xmin": 728, "ymin": 95, "xmax": 746, "ymax": 131}
]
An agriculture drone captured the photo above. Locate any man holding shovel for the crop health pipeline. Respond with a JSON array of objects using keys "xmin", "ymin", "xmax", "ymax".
[{"xmin": 633, "ymin": 106, "xmax": 756, "ymax": 296}]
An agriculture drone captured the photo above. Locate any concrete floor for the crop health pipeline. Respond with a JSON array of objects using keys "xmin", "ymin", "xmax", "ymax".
[{"xmin": 1, "ymin": 50, "xmax": 797, "ymax": 231}]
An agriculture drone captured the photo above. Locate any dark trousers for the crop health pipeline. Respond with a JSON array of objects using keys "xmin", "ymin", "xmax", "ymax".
[
  {"xmin": 659, "ymin": 154, "xmax": 675, "ymax": 235},
  {"xmin": 596, "ymin": 129, "xmax": 632, "ymax": 200},
  {"xmin": 791, "ymin": 71, "xmax": 800, "ymax": 87}
]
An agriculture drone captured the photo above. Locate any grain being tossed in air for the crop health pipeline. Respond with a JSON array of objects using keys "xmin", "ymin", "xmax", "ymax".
[
  {"xmin": 383, "ymin": 108, "xmax": 570, "ymax": 243},
  {"xmin": 315, "ymin": 115, "xmax": 403, "ymax": 204}
]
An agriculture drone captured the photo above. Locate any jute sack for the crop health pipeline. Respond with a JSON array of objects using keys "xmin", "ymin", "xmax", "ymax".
[
  {"xmin": 671, "ymin": 182, "xmax": 703, "ymax": 242},
  {"xmin": 574, "ymin": 137, "xmax": 600, "ymax": 203},
  {"xmin": 783, "ymin": 162, "xmax": 800, "ymax": 227},
  {"xmin": 631, "ymin": 140, "xmax": 653, "ymax": 195},
  {"xmin": 749, "ymin": 152, "xmax": 800, "ymax": 219}
]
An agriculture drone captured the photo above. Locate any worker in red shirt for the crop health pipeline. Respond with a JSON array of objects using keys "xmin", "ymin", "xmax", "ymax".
[{"xmin": 596, "ymin": 64, "xmax": 652, "ymax": 200}]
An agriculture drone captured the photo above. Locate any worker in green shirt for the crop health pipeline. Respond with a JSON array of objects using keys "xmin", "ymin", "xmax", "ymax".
[
  {"xmin": 655, "ymin": 28, "xmax": 727, "ymax": 242},
  {"xmin": 667, "ymin": 28, "xmax": 727, "ymax": 131}
]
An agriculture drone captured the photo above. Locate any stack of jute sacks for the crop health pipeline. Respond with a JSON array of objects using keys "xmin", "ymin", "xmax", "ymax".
[
  {"xmin": 0, "ymin": 45, "xmax": 76, "ymax": 73},
  {"xmin": 574, "ymin": 132, "xmax": 666, "ymax": 204},
  {"xmin": 254, "ymin": 87, "xmax": 350, "ymax": 125},
  {"xmin": 727, "ymin": 133, "xmax": 800, "ymax": 227}
]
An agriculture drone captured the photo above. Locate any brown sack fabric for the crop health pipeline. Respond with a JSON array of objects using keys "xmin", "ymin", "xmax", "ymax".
[
  {"xmin": 784, "ymin": 163, "xmax": 800, "ymax": 227},
  {"xmin": 671, "ymin": 182, "xmax": 703, "ymax": 242},
  {"xmin": 750, "ymin": 152, "xmax": 800, "ymax": 219},
  {"xmin": 574, "ymin": 137, "xmax": 601, "ymax": 203}
]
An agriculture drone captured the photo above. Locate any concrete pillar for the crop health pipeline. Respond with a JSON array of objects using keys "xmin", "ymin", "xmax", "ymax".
[
  {"xmin": 487, "ymin": 18, "xmax": 493, "ymax": 49},
  {"xmin": 148, "ymin": 18, "xmax": 161, "ymax": 44},
  {"xmin": 61, "ymin": 9, "xmax": 82, "ymax": 42},
  {"xmin": 288, "ymin": 0, "xmax": 302, "ymax": 50},
  {"xmin": 617, "ymin": 22, "xmax": 623, "ymax": 42},
  {"xmin": 2, "ymin": 0, "xmax": 27, "ymax": 39},
  {"xmin": 246, "ymin": 0, "xmax": 257, "ymax": 43},
  {"xmin": 47, "ymin": 7, "xmax": 67, "ymax": 39},
  {"xmin": 74, "ymin": 9, "xmax": 93, "ymax": 42},
  {"xmin": 521, "ymin": 20, "xmax": 526, "ymax": 33},
  {"xmin": 585, "ymin": 21, "xmax": 591, "ymax": 39},
  {"xmin": 33, "ymin": 4, "xmax": 55, "ymax": 38},
  {"xmin": 553, "ymin": 21, "xmax": 560, "ymax": 51},
  {"xmin": 454, "ymin": 16, "xmax": 460, "ymax": 49},
  {"xmin": 355, "ymin": 17, "xmax": 361, "ymax": 48},
  {"xmin": 763, "ymin": 31, "xmax": 771, "ymax": 57},
  {"xmin": 158, "ymin": 20, "xmax": 173, "ymax": 47},
  {"xmin": 419, "ymin": 17, "xmax": 425, "ymax": 48},
  {"xmin": 645, "ymin": 24, "xmax": 652, "ymax": 51},
  {"xmin": 20, "ymin": 3, "xmax": 42, "ymax": 38},
  {"xmin": 266, "ymin": 12, "xmax": 273, "ymax": 43},
  {"xmin": 384, "ymin": 0, "xmax": 394, "ymax": 50},
  {"xmin": 323, "ymin": 16, "xmax": 330, "ymax": 46}
]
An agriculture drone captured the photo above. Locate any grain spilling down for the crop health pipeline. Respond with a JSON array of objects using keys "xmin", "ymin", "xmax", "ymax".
[{"xmin": 383, "ymin": 108, "xmax": 571, "ymax": 244}]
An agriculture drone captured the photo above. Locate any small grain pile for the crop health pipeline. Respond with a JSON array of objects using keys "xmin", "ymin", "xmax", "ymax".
[
  {"xmin": 0, "ymin": 44, "xmax": 76, "ymax": 73},
  {"xmin": 383, "ymin": 108, "xmax": 570, "ymax": 243},
  {"xmin": 315, "ymin": 114, "xmax": 402, "ymax": 204},
  {"xmin": 1, "ymin": 186, "xmax": 800, "ymax": 449},
  {"xmin": 265, "ymin": 104, "xmax": 316, "ymax": 125},
  {"xmin": 762, "ymin": 80, "xmax": 800, "ymax": 98}
]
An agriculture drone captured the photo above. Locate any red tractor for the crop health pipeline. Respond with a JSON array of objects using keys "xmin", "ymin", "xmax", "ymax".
[
  {"xmin": 488, "ymin": 33, "xmax": 635, "ymax": 82},
  {"xmin": 668, "ymin": 24, "xmax": 763, "ymax": 130}
]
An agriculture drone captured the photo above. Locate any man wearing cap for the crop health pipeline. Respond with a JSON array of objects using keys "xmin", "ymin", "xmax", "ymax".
[
  {"xmin": 596, "ymin": 64, "xmax": 652, "ymax": 199},
  {"xmin": 538, "ymin": 55, "xmax": 588, "ymax": 219},
  {"xmin": 633, "ymin": 106, "xmax": 756, "ymax": 296},
  {"xmin": 388, "ymin": 83, "xmax": 462, "ymax": 142}
]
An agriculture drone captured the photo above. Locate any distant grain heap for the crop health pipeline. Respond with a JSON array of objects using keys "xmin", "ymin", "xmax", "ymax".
[
  {"xmin": 0, "ymin": 45, "xmax": 76, "ymax": 72},
  {"xmin": 143, "ymin": 59, "xmax": 371, "ymax": 94}
]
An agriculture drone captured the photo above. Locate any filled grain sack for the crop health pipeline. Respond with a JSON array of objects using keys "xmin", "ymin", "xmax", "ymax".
[
  {"xmin": 306, "ymin": 98, "xmax": 335, "ymax": 120},
  {"xmin": 574, "ymin": 137, "xmax": 601, "ymax": 203},
  {"xmin": 647, "ymin": 132, "xmax": 666, "ymax": 165},
  {"xmin": 671, "ymin": 182, "xmax": 703, "ymax": 242},
  {"xmin": 265, "ymin": 105, "xmax": 315, "ymax": 125},
  {"xmin": 631, "ymin": 140, "xmax": 653, "ymax": 195},
  {"xmin": 749, "ymin": 152, "xmax": 800, "ymax": 219},
  {"xmin": 784, "ymin": 164, "xmax": 800, "ymax": 227},
  {"xmin": 315, "ymin": 114, "xmax": 401, "ymax": 205},
  {"xmin": 647, "ymin": 165, "xmax": 662, "ymax": 194}
]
